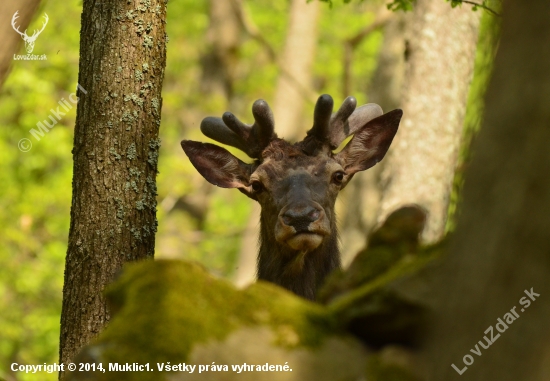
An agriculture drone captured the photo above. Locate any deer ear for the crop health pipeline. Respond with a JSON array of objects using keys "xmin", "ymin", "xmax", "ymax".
[
  {"xmin": 336, "ymin": 109, "xmax": 402, "ymax": 175},
  {"xmin": 181, "ymin": 140, "xmax": 251, "ymax": 189}
]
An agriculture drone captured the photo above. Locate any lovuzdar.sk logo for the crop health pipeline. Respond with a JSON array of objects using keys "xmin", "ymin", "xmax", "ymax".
[{"xmin": 12, "ymin": 11, "xmax": 49, "ymax": 61}]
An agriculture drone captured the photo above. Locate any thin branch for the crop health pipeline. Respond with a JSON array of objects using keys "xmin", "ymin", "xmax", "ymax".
[{"xmin": 459, "ymin": 0, "xmax": 501, "ymax": 16}]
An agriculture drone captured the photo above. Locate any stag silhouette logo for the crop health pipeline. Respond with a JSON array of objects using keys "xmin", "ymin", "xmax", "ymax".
[{"xmin": 11, "ymin": 11, "xmax": 49, "ymax": 54}]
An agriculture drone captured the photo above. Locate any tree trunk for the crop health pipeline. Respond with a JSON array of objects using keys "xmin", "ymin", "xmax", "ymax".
[
  {"xmin": 272, "ymin": 0, "xmax": 320, "ymax": 140},
  {"xmin": 377, "ymin": 0, "xmax": 481, "ymax": 242},
  {"xmin": 59, "ymin": 0, "xmax": 167, "ymax": 378},
  {"xmin": 422, "ymin": 1, "xmax": 550, "ymax": 379},
  {"xmin": 200, "ymin": 0, "xmax": 241, "ymax": 104},
  {"xmin": 0, "ymin": 0, "xmax": 41, "ymax": 87}
]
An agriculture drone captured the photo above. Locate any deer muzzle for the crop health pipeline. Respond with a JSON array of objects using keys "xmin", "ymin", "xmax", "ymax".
[{"xmin": 275, "ymin": 202, "xmax": 330, "ymax": 252}]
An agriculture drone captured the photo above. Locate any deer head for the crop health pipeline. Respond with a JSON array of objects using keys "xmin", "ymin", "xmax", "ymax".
[
  {"xmin": 181, "ymin": 94, "xmax": 402, "ymax": 299},
  {"xmin": 12, "ymin": 11, "xmax": 49, "ymax": 54}
]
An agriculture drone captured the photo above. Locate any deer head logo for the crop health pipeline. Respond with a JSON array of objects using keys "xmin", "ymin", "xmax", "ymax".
[{"xmin": 11, "ymin": 11, "xmax": 49, "ymax": 54}]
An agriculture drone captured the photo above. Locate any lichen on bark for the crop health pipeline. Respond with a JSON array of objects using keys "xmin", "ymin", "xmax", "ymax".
[{"xmin": 59, "ymin": 0, "xmax": 167, "ymax": 377}]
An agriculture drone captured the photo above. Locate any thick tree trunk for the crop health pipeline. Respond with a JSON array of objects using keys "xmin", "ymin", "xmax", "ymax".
[
  {"xmin": 377, "ymin": 0, "xmax": 480, "ymax": 242},
  {"xmin": 421, "ymin": 1, "xmax": 550, "ymax": 379},
  {"xmin": 0, "ymin": 0, "xmax": 41, "ymax": 87},
  {"xmin": 59, "ymin": 0, "xmax": 167, "ymax": 378}
]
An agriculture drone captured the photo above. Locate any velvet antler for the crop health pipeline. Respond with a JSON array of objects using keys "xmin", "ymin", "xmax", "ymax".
[
  {"xmin": 200, "ymin": 99, "xmax": 276, "ymax": 159},
  {"xmin": 301, "ymin": 94, "xmax": 384, "ymax": 154},
  {"xmin": 200, "ymin": 95, "xmax": 385, "ymax": 158}
]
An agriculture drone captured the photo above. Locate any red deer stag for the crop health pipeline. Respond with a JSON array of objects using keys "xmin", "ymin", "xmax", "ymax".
[{"xmin": 181, "ymin": 94, "xmax": 402, "ymax": 300}]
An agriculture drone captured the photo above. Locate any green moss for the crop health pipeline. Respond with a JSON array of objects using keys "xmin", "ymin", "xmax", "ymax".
[
  {"xmin": 327, "ymin": 244, "xmax": 442, "ymax": 318},
  {"xmin": 70, "ymin": 260, "xmax": 353, "ymax": 381},
  {"xmin": 319, "ymin": 206, "xmax": 431, "ymax": 306},
  {"xmin": 108, "ymin": 261, "xmax": 335, "ymax": 350}
]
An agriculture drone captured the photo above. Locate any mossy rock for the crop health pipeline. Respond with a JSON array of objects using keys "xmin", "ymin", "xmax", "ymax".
[
  {"xmin": 319, "ymin": 206, "xmax": 444, "ymax": 349},
  {"xmin": 319, "ymin": 205, "xmax": 428, "ymax": 304},
  {"xmin": 67, "ymin": 260, "xmax": 369, "ymax": 381}
]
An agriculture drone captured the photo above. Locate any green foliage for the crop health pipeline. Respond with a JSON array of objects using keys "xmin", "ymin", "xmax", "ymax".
[
  {"xmin": 0, "ymin": 1, "xmax": 81, "ymax": 379},
  {"xmin": 447, "ymin": 0, "xmax": 501, "ymax": 15},
  {"xmin": 385, "ymin": 0, "xmax": 501, "ymax": 15}
]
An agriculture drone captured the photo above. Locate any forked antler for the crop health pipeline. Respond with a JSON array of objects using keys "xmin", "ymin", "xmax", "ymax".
[
  {"xmin": 302, "ymin": 94, "xmax": 383, "ymax": 154},
  {"xmin": 201, "ymin": 94, "xmax": 383, "ymax": 158},
  {"xmin": 201, "ymin": 99, "xmax": 276, "ymax": 159}
]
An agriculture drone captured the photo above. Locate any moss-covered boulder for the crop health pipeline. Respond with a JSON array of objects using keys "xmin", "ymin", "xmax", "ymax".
[
  {"xmin": 319, "ymin": 206, "xmax": 441, "ymax": 349},
  {"xmin": 67, "ymin": 260, "xmax": 369, "ymax": 381},
  {"xmin": 66, "ymin": 206, "xmax": 443, "ymax": 381}
]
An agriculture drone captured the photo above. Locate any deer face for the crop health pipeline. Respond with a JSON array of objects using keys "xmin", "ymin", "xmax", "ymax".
[
  {"xmin": 251, "ymin": 143, "xmax": 343, "ymax": 252},
  {"xmin": 181, "ymin": 95, "xmax": 402, "ymax": 254}
]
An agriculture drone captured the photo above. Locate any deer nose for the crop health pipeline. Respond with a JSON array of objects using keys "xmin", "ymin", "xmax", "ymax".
[{"xmin": 282, "ymin": 205, "xmax": 321, "ymax": 232}]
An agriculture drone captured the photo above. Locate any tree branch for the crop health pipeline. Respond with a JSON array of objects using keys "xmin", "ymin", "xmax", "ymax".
[{"xmin": 459, "ymin": 0, "xmax": 501, "ymax": 16}]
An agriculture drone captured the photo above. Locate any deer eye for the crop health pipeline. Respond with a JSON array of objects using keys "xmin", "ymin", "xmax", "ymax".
[
  {"xmin": 251, "ymin": 180, "xmax": 264, "ymax": 193},
  {"xmin": 332, "ymin": 171, "xmax": 345, "ymax": 185}
]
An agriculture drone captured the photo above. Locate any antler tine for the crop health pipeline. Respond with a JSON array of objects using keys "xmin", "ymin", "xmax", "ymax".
[
  {"xmin": 329, "ymin": 99, "xmax": 384, "ymax": 149},
  {"xmin": 301, "ymin": 94, "xmax": 333, "ymax": 155},
  {"xmin": 301, "ymin": 95, "xmax": 385, "ymax": 154},
  {"xmin": 310, "ymin": 94, "xmax": 334, "ymax": 143},
  {"xmin": 200, "ymin": 99, "xmax": 276, "ymax": 159},
  {"xmin": 250, "ymin": 99, "xmax": 276, "ymax": 154},
  {"xmin": 200, "ymin": 116, "xmax": 250, "ymax": 154},
  {"xmin": 327, "ymin": 96, "xmax": 357, "ymax": 149}
]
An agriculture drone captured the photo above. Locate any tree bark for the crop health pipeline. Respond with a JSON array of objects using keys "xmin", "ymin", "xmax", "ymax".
[
  {"xmin": 377, "ymin": 0, "xmax": 481, "ymax": 242},
  {"xmin": 0, "ymin": 0, "xmax": 41, "ymax": 87},
  {"xmin": 59, "ymin": 0, "xmax": 167, "ymax": 378},
  {"xmin": 421, "ymin": 1, "xmax": 550, "ymax": 379}
]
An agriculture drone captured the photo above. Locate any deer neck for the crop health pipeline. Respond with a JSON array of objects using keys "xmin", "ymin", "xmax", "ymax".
[{"xmin": 256, "ymin": 212, "xmax": 341, "ymax": 300}]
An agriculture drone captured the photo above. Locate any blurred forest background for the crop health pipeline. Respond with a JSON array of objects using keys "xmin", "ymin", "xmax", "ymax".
[{"xmin": 0, "ymin": 0, "xmax": 498, "ymax": 380}]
